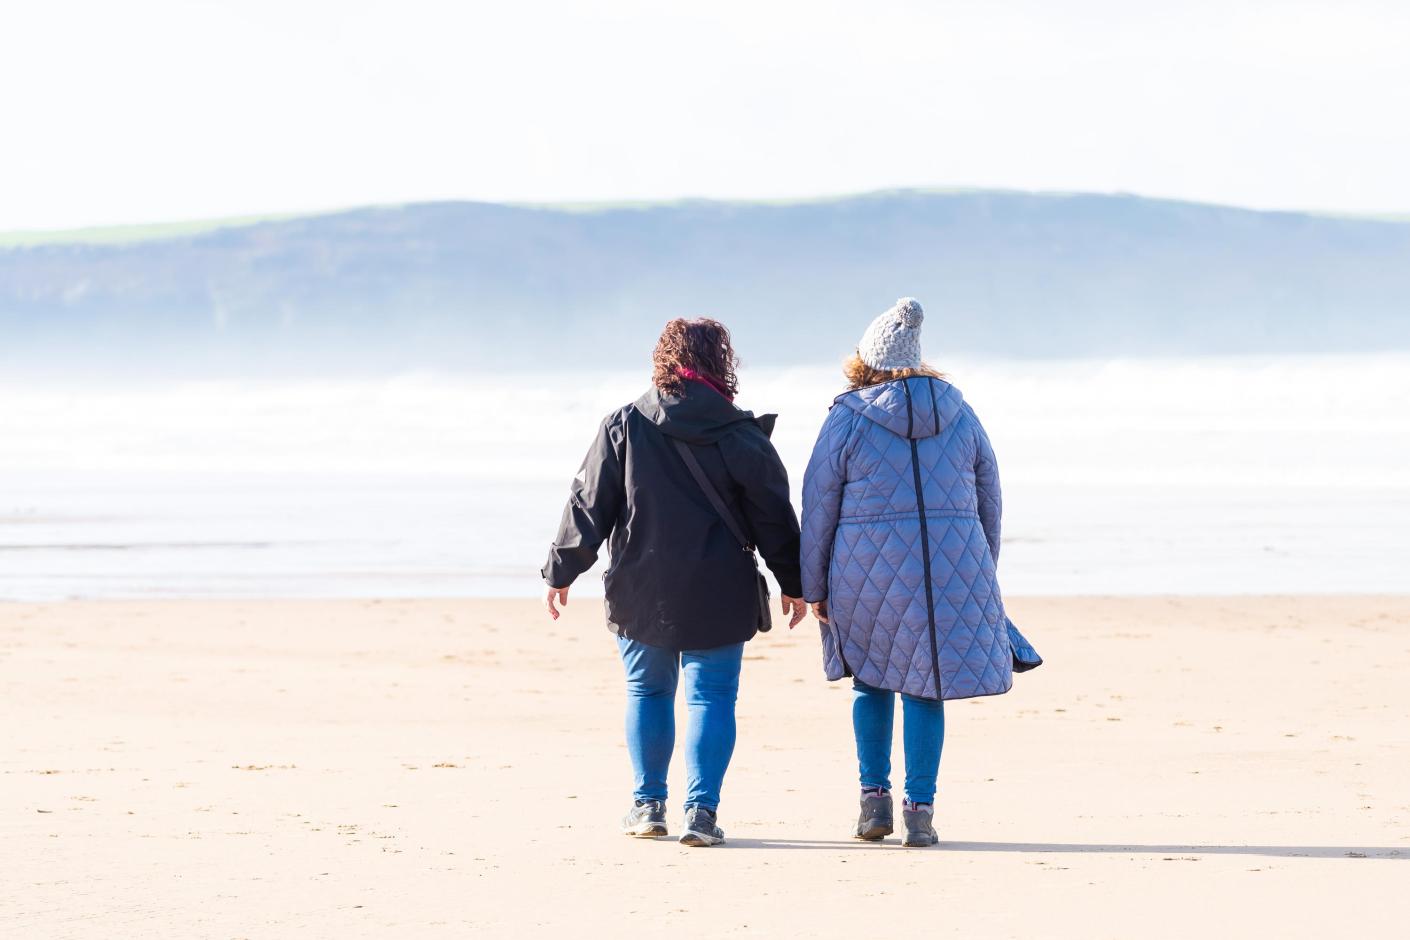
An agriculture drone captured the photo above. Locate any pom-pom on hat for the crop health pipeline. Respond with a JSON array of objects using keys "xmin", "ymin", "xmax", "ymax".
[{"xmin": 857, "ymin": 297, "xmax": 924, "ymax": 370}]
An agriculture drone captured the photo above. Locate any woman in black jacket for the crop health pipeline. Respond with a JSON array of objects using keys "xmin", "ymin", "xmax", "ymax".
[{"xmin": 542, "ymin": 318, "xmax": 805, "ymax": 846}]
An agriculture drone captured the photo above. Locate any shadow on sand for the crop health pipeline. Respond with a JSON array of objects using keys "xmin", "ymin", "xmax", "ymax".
[{"xmin": 727, "ymin": 839, "xmax": 1406, "ymax": 859}]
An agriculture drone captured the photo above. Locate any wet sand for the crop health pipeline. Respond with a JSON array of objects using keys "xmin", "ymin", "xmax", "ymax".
[{"xmin": 4, "ymin": 596, "xmax": 1408, "ymax": 937}]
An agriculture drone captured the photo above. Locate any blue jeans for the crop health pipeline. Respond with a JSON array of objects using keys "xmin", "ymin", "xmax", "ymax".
[
  {"xmin": 852, "ymin": 678, "xmax": 946, "ymax": 804},
  {"xmin": 617, "ymin": 636, "xmax": 744, "ymax": 811}
]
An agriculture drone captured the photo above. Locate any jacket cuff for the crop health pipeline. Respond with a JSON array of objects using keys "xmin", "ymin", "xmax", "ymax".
[
  {"xmin": 541, "ymin": 561, "xmax": 572, "ymax": 590},
  {"xmin": 776, "ymin": 574, "xmax": 804, "ymax": 599}
]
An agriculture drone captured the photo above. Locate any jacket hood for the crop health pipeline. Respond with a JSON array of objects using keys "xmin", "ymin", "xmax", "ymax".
[
  {"xmin": 834, "ymin": 376, "xmax": 964, "ymax": 440},
  {"xmin": 635, "ymin": 380, "xmax": 776, "ymax": 445}
]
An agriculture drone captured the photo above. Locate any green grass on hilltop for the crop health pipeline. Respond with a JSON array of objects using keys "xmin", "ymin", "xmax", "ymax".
[
  {"xmin": 513, "ymin": 186, "xmax": 1012, "ymax": 213},
  {"xmin": 4, "ymin": 189, "xmax": 1406, "ymax": 247},
  {"xmin": 0, "ymin": 210, "xmax": 330, "ymax": 248}
]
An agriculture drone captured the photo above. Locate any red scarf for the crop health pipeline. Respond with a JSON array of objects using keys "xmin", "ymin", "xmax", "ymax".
[{"xmin": 677, "ymin": 367, "xmax": 735, "ymax": 402}]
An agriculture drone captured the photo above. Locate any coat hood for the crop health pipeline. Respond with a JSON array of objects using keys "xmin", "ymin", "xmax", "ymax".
[
  {"xmin": 834, "ymin": 376, "xmax": 964, "ymax": 440},
  {"xmin": 635, "ymin": 380, "xmax": 776, "ymax": 445}
]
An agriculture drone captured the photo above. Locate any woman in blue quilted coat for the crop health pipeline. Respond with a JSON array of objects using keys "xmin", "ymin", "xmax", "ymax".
[{"xmin": 801, "ymin": 297, "xmax": 1011, "ymax": 847}]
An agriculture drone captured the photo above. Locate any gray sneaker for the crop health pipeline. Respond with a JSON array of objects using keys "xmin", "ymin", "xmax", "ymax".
[
  {"xmin": 855, "ymin": 791, "xmax": 894, "ymax": 841},
  {"xmin": 678, "ymin": 806, "xmax": 725, "ymax": 847},
  {"xmin": 621, "ymin": 800, "xmax": 667, "ymax": 838},
  {"xmin": 902, "ymin": 804, "xmax": 938, "ymax": 847}
]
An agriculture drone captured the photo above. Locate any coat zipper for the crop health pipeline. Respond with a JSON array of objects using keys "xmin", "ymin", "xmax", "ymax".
[
  {"xmin": 832, "ymin": 621, "xmax": 854, "ymax": 677},
  {"xmin": 903, "ymin": 380, "xmax": 944, "ymax": 698},
  {"xmin": 824, "ymin": 555, "xmax": 855, "ymax": 676}
]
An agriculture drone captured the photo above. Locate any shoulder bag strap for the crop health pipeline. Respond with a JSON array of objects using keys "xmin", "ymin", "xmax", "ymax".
[{"xmin": 671, "ymin": 438, "xmax": 754, "ymax": 551}]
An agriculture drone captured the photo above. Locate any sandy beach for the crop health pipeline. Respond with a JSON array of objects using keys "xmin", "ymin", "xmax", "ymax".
[{"xmin": 4, "ymin": 595, "xmax": 1408, "ymax": 937}]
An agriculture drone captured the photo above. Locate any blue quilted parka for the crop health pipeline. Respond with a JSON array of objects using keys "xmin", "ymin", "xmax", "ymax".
[{"xmin": 801, "ymin": 376, "xmax": 1012, "ymax": 701}]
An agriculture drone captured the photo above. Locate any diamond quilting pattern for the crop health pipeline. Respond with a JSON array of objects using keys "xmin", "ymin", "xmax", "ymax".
[{"xmin": 800, "ymin": 377, "xmax": 1013, "ymax": 701}]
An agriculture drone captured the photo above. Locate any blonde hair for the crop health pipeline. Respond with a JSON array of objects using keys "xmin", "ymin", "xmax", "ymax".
[{"xmin": 842, "ymin": 353, "xmax": 945, "ymax": 390}]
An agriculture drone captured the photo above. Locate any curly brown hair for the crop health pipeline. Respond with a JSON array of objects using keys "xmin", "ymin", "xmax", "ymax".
[
  {"xmin": 652, "ymin": 318, "xmax": 740, "ymax": 397},
  {"xmin": 842, "ymin": 353, "xmax": 945, "ymax": 390}
]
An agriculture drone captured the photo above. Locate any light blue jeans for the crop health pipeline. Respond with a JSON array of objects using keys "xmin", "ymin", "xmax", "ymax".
[
  {"xmin": 617, "ymin": 636, "xmax": 744, "ymax": 811},
  {"xmin": 852, "ymin": 678, "xmax": 946, "ymax": 804}
]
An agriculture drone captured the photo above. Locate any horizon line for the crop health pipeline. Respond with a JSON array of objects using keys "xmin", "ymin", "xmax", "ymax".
[{"xmin": 3, "ymin": 185, "xmax": 1408, "ymax": 247}]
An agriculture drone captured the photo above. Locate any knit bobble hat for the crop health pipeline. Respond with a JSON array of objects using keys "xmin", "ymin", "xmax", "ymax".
[{"xmin": 857, "ymin": 297, "xmax": 924, "ymax": 371}]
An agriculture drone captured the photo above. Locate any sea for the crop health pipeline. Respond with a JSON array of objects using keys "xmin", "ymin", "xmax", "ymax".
[{"xmin": 2, "ymin": 354, "xmax": 1407, "ymax": 600}]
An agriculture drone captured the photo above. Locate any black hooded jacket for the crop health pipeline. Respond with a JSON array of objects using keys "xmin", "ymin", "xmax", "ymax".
[{"xmin": 542, "ymin": 380, "xmax": 804, "ymax": 651}]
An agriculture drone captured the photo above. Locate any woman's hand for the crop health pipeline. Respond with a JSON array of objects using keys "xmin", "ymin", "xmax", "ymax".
[
  {"xmin": 781, "ymin": 595, "xmax": 807, "ymax": 629},
  {"xmin": 545, "ymin": 585, "xmax": 569, "ymax": 620},
  {"xmin": 811, "ymin": 600, "xmax": 829, "ymax": 623}
]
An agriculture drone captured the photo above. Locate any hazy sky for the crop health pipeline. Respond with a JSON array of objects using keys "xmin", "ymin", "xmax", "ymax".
[{"xmin": 5, "ymin": 0, "xmax": 1409, "ymax": 229}]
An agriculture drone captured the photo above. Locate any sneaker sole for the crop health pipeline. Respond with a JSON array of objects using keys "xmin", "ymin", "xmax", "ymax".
[
  {"xmin": 623, "ymin": 823, "xmax": 668, "ymax": 838},
  {"xmin": 854, "ymin": 820, "xmax": 894, "ymax": 841},
  {"xmin": 678, "ymin": 830, "xmax": 724, "ymax": 847},
  {"xmin": 902, "ymin": 835, "xmax": 938, "ymax": 847}
]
